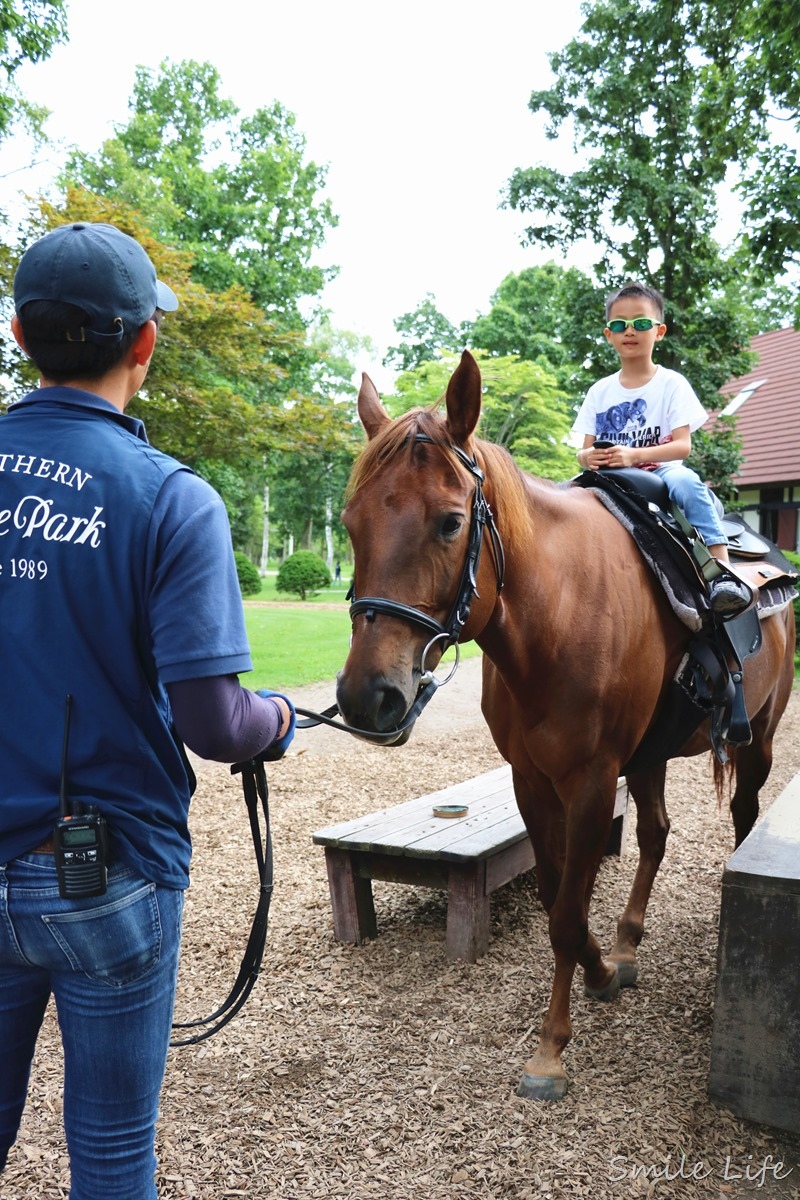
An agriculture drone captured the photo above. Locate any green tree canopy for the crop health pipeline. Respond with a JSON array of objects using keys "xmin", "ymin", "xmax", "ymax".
[
  {"xmin": 383, "ymin": 293, "xmax": 467, "ymax": 373},
  {"xmin": 64, "ymin": 60, "xmax": 338, "ymax": 364},
  {"xmin": 470, "ymin": 263, "xmax": 604, "ymax": 407},
  {"xmin": 505, "ymin": 0, "xmax": 796, "ymax": 407},
  {"xmin": 389, "ymin": 351, "xmax": 576, "ymax": 481},
  {"xmin": 0, "ymin": 188, "xmax": 297, "ymax": 463},
  {"xmin": 726, "ymin": 0, "xmax": 800, "ymax": 309},
  {"xmin": 0, "ymin": 0, "xmax": 68, "ymax": 144}
]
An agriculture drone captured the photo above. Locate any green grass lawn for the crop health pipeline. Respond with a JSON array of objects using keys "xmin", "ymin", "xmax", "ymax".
[
  {"xmin": 243, "ymin": 593, "xmax": 481, "ymax": 691},
  {"xmin": 243, "ymin": 603, "xmax": 352, "ymax": 690}
]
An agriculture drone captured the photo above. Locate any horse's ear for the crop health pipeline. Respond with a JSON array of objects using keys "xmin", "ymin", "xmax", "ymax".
[
  {"xmin": 444, "ymin": 350, "xmax": 482, "ymax": 446},
  {"xmin": 358, "ymin": 373, "xmax": 391, "ymax": 440}
]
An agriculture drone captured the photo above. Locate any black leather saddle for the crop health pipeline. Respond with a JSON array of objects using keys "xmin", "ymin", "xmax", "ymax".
[{"xmin": 590, "ymin": 466, "xmax": 789, "ymax": 573}]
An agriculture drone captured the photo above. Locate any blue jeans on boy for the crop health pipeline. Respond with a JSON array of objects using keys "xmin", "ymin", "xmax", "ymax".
[
  {"xmin": 0, "ymin": 853, "xmax": 184, "ymax": 1200},
  {"xmin": 655, "ymin": 462, "xmax": 727, "ymax": 547}
]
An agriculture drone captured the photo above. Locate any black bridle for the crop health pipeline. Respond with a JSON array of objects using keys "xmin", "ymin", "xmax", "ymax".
[
  {"xmin": 296, "ymin": 435, "xmax": 505, "ymax": 744},
  {"xmin": 349, "ymin": 437, "xmax": 505, "ymax": 643}
]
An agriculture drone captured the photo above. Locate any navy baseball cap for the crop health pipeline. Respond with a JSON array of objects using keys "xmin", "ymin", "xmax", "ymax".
[{"xmin": 14, "ymin": 222, "xmax": 179, "ymax": 344}]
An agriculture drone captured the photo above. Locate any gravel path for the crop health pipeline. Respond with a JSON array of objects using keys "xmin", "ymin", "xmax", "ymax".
[{"xmin": 4, "ymin": 658, "xmax": 799, "ymax": 1199}]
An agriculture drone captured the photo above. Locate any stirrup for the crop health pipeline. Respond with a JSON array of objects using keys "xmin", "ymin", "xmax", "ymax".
[{"xmin": 709, "ymin": 575, "xmax": 755, "ymax": 619}]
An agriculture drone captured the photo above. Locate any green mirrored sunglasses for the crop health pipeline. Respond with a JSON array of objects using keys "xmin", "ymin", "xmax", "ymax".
[{"xmin": 606, "ymin": 317, "xmax": 661, "ymax": 333}]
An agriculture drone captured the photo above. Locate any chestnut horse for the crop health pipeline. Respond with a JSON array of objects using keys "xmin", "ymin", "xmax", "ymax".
[{"xmin": 336, "ymin": 350, "xmax": 796, "ymax": 1101}]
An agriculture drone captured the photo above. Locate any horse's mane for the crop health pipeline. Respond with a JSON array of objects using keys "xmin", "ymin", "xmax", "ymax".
[{"xmin": 346, "ymin": 405, "xmax": 533, "ymax": 549}]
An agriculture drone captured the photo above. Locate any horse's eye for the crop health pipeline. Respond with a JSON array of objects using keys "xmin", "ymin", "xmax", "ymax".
[{"xmin": 440, "ymin": 514, "xmax": 463, "ymax": 538}]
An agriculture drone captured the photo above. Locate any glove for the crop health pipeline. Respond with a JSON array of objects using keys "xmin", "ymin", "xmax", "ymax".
[{"xmin": 256, "ymin": 688, "xmax": 296, "ymax": 759}]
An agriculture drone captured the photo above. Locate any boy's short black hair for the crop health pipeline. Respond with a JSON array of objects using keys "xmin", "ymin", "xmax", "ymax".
[
  {"xmin": 605, "ymin": 282, "xmax": 665, "ymax": 323},
  {"xmin": 17, "ymin": 300, "xmax": 156, "ymax": 382}
]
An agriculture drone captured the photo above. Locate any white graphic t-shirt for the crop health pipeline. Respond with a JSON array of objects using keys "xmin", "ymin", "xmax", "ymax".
[{"xmin": 572, "ymin": 366, "xmax": 708, "ymax": 465}]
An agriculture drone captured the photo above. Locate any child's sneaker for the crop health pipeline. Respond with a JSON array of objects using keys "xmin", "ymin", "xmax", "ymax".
[{"xmin": 709, "ymin": 576, "xmax": 753, "ymax": 617}]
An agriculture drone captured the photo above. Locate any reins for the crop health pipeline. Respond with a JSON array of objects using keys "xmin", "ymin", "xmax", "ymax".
[
  {"xmin": 294, "ymin": 637, "xmax": 459, "ymax": 745},
  {"xmin": 170, "ymin": 755, "xmax": 274, "ymax": 1046}
]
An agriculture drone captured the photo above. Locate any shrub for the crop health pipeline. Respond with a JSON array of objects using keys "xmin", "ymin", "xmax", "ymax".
[
  {"xmin": 276, "ymin": 550, "xmax": 331, "ymax": 601},
  {"xmin": 235, "ymin": 551, "xmax": 262, "ymax": 597}
]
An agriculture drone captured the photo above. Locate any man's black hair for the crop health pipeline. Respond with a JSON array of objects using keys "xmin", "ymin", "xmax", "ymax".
[
  {"xmin": 17, "ymin": 300, "xmax": 156, "ymax": 382},
  {"xmin": 604, "ymin": 282, "xmax": 665, "ymax": 323}
]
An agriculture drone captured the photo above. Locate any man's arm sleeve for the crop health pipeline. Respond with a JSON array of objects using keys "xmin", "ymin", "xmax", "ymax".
[{"xmin": 167, "ymin": 675, "xmax": 283, "ymax": 762}]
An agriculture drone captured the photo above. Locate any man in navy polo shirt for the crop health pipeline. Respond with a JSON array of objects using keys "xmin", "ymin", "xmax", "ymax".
[{"xmin": 0, "ymin": 222, "xmax": 296, "ymax": 1200}]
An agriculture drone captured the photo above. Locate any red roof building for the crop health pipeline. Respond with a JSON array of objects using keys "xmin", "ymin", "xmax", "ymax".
[{"xmin": 717, "ymin": 326, "xmax": 800, "ymax": 552}]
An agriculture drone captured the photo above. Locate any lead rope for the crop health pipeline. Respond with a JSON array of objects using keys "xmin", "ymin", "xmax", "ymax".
[{"xmin": 170, "ymin": 756, "xmax": 273, "ymax": 1047}]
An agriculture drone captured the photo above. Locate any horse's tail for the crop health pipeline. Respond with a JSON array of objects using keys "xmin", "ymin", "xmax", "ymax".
[{"xmin": 712, "ymin": 752, "xmax": 735, "ymax": 811}]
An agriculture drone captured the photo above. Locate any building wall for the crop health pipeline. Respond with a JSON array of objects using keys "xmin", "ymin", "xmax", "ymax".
[{"xmin": 734, "ymin": 487, "xmax": 799, "ymax": 553}]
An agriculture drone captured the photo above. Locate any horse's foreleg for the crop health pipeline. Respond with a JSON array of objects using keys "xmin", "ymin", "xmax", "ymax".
[
  {"xmin": 516, "ymin": 957, "xmax": 575, "ymax": 1102},
  {"xmin": 512, "ymin": 769, "xmax": 578, "ymax": 1101},
  {"xmin": 517, "ymin": 876, "xmax": 619, "ymax": 1100},
  {"xmin": 608, "ymin": 764, "xmax": 669, "ymax": 986},
  {"xmin": 515, "ymin": 775, "xmax": 619, "ymax": 1100}
]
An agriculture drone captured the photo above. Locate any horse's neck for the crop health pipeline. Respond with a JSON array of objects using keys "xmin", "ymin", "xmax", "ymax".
[{"xmin": 481, "ymin": 480, "xmax": 683, "ymax": 676}]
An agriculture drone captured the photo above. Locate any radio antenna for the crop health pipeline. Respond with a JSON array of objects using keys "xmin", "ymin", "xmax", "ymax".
[{"xmin": 59, "ymin": 694, "xmax": 73, "ymax": 818}]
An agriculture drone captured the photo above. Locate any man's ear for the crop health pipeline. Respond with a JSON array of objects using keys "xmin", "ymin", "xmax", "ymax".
[
  {"xmin": 10, "ymin": 314, "xmax": 29, "ymax": 356},
  {"xmin": 131, "ymin": 319, "xmax": 157, "ymax": 366}
]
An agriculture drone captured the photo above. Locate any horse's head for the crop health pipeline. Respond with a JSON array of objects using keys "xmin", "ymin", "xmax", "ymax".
[{"xmin": 336, "ymin": 350, "xmax": 501, "ymax": 743}]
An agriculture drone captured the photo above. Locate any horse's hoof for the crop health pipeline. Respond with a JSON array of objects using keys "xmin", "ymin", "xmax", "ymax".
[
  {"xmin": 615, "ymin": 961, "xmax": 638, "ymax": 988},
  {"xmin": 584, "ymin": 964, "xmax": 621, "ymax": 1002},
  {"xmin": 515, "ymin": 1072, "xmax": 568, "ymax": 1102}
]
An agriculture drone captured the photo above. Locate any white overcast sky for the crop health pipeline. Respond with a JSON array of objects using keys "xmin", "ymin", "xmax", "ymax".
[{"xmin": 3, "ymin": 0, "xmax": 590, "ymax": 387}]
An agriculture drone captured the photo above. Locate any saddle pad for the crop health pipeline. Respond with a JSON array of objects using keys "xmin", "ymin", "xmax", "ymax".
[
  {"xmin": 574, "ymin": 472, "xmax": 798, "ymax": 631},
  {"xmin": 581, "ymin": 484, "xmax": 707, "ymax": 631}
]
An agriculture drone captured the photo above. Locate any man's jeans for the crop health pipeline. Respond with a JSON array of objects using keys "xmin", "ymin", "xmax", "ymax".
[{"xmin": 0, "ymin": 853, "xmax": 184, "ymax": 1200}]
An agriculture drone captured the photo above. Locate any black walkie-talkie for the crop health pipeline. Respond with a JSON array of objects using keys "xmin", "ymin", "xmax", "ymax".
[{"xmin": 53, "ymin": 695, "xmax": 109, "ymax": 900}]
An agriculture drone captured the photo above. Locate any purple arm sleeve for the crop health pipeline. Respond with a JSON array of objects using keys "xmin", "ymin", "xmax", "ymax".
[{"xmin": 166, "ymin": 675, "xmax": 283, "ymax": 762}]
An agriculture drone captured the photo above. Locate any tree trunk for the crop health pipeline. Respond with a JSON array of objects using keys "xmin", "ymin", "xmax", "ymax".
[
  {"xmin": 259, "ymin": 482, "xmax": 270, "ymax": 575},
  {"xmin": 325, "ymin": 495, "xmax": 334, "ymax": 569}
]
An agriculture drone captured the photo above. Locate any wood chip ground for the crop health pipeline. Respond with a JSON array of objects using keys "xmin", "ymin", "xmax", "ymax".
[{"xmin": 4, "ymin": 659, "xmax": 799, "ymax": 1199}]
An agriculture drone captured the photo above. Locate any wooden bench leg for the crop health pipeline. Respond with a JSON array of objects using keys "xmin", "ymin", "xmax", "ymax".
[
  {"xmin": 324, "ymin": 848, "xmax": 377, "ymax": 944},
  {"xmin": 605, "ymin": 812, "xmax": 625, "ymax": 857},
  {"xmin": 605, "ymin": 785, "xmax": 631, "ymax": 857},
  {"xmin": 446, "ymin": 861, "xmax": 489, "ymax": 963}
]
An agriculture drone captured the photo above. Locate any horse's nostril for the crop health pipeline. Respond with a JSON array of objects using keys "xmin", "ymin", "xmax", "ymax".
[
  {"xmin": 337, "ymin": 673, "xmax": 411, "ymax": 734},
  {"xmin": 375, "ymin": 685, "xmax": 409, "ymax": 731}
]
